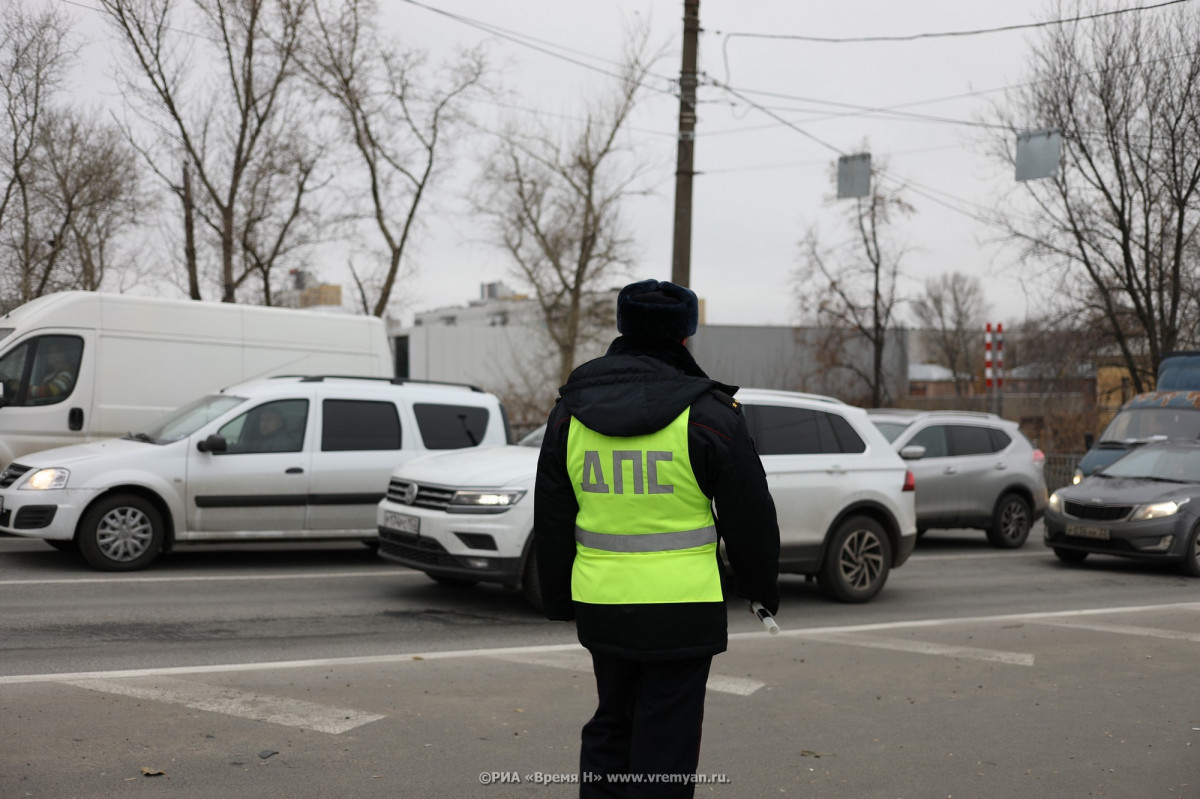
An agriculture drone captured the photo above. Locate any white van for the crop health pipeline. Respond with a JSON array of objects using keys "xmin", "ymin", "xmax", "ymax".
[{"xmin": 0, "ymin": 292, "xmax": 392, "ymax": 467}]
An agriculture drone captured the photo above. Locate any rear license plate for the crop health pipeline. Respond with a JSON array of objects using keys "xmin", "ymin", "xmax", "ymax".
[
  {"xmin": 1066, "ymin": 524, "xmax": 1109, "ymax": 540},
  {"xmin": 384, "ymin": 510, "xmax": 419, "ymax": 534}
]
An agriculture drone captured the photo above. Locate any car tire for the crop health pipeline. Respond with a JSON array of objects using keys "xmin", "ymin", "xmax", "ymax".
[
  {"xmin": 986, "ymin": 493, "xmax": 1032, "ymax": 549},
  {"xmin": 522, "ymin": 546, "xmax": 544, "ymax": 612},
  {"xmin": 1178, "ymin": 525, "xmax": 1200, "ymax": 577},
  {"xmin": 818, "ymin": 516, "xmax": 892, "ymax": 603},
  {"xmin": 1053, "ymin": 547, "xmax": 1088, "ymax": 564},
  {"xmin": 78, "ymin": 494, "xmax": 164, "ymax": 571}
]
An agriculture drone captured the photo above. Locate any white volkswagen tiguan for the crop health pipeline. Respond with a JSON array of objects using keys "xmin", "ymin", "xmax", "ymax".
[{"xmin": 377, "ymin": 389, "xmax": 917, "ymax": 607}]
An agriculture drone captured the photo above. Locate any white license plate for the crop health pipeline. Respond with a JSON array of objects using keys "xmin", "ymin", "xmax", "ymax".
[
  {"xmin": 1066, "ymin": 524, "xmax": 1109, "ymax": 540},
  {"xmin": 384, "ymin": 510, "xmax": 419, "ymax": 534}
]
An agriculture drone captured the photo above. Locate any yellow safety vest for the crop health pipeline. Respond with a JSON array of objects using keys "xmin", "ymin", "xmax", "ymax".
[{"xmin": 567, "ymin": 409, "xmax": 722, "ymax": 604}]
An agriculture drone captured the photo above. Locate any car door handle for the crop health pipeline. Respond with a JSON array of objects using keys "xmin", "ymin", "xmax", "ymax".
[
  {"xmin": 826, "ymin": 466, "xmax": 846, "ymax": 474},
  {"xmin": 994, "ymin": 462, "xmax": 1008, "ymax": 470},
  {"xmin": 285, "ymin": 467, "xmax": 304, "ymax": 474},
  {"xmin": 942, "ymin": 466, "xmax": 957, "ymax": 475}
]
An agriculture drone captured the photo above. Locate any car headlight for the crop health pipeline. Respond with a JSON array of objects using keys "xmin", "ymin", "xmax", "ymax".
[
  {"xmin": 447, "ymin": 489, "xmax": 527, "ymax": 514},
  {"xmin": 1048, "ymin": 491, "xmax": 1061, "ymax": 511},
  {"xmin": 22, "ymin": 468, "xmax": 70, "ymax": 490},
  {"xmin": 1071, "ymin": 469, "xmax": 1083, "ymax": 485},
  {"xmin": 1128, "ymin": 498, "xmax": 1189, "ymax": 521}
]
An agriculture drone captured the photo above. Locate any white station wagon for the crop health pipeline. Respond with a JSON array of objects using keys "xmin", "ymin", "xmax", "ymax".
[{"xmin": 0, "ymin": 376, "xmax": 510, "ymax": 570}]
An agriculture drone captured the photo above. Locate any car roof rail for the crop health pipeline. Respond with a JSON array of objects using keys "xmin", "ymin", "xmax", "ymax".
[{"xmin": 283, "ymin": 375, "xmax": 486, "ymax": 393}]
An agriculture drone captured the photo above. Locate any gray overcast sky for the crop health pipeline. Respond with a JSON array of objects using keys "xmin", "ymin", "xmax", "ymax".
[{"xmin": 43, "ymin": 0, "xmax": 1156, "ymax": 327}]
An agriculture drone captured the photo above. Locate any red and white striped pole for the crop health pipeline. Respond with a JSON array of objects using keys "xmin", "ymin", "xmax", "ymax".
[
  {"xmin": 996, "ymin": 323, "xmax": 1005, "ymax": 416},
  {"xmin": 985, "ymin": 323, "xmax": 994, "ymax": 393}
]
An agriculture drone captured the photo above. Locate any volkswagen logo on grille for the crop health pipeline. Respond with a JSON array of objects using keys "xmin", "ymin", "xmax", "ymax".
[{"xmin": 403, "ymin": 482, "xmax": 419, "ymax": 505}]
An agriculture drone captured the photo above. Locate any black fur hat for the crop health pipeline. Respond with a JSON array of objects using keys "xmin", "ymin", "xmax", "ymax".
[{"xmin": 616, "ymin": 279, "xmax": 698, "ymax": 340}]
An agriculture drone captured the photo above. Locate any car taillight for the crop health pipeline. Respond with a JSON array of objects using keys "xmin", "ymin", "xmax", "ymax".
[
  {"xmin": 1032, "ymin": 448, "xmax": 1045, "ymax": 466},
  {"xmin": 903, "ymin": 470, "xmax": 915, "ymax": 492}
]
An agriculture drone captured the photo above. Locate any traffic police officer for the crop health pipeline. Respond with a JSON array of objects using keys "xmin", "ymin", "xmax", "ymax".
[{"xmin": 535, "ymin": 279, "xmax": 781, "ymax": 797}]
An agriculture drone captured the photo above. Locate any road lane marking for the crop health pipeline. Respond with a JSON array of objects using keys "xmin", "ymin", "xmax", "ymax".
[
  {"xmin": 0, "ymin": 570, "xmax": 422, "ymax": 587},
  {"xmin": 798, "ymin": 632, "xmax": 1035, "ymax": 666},
  {"xmin": 910, "ymin": 551, "xmax": 1049, "ymax": 561},
  {"xmin": 65, "ymin": 676, "xmax": 384, "ymax": 734},
  {"xmin": 1033, "ymin": 619, "xmax": 1200, "ymax": 642},
  {"xmin": 492, "ymin": 651, "xmax": 766, "ymax": 696},
  {"xmin": 5, "ymin": 601, "xmax": 1200, "ymax": 687}
]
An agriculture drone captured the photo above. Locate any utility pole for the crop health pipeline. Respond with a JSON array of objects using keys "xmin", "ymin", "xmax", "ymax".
[{"xmin": 671, "ymin": 0, "xmax": 700, "ymax": 288}]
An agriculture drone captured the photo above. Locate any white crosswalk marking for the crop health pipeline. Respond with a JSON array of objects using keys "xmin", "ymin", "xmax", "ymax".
[
  {"xmin": 799, "ymin": 631, "xmax": 1036, "ymax": 666},
  {"xmin": 1034, "ymin": 620, "xmax": 1200, "ymax": 642},
  {"xmin": 66, "ymin": 676, "xmax": 384, "ymax": 734},
  {"xmin": 492, "ymin": 651, "xmax": 767, "ymax": 696}
]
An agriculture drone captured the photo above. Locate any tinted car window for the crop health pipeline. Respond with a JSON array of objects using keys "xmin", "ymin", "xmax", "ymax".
[
  {"xmin": 949, "ymin": 425, "xmax": 996, "ymax": 456},
  {"xmin": 414, "ymin": 403, "xmax": 490, "ymax": 449},
  {"xmin": 829, "ymin": 413, "xmax": 867, "ymax": 453},
  {"xmin": 910, "ymin": 425, "xmax": 949, "ymax": 458},
  {"xmin": 746, "ymin": 405, "xmax": 821, "ymax": 455},
  {"xmin": 745, "ymin": 405, "xmax": 864, "ymax": 455},
  {"xmin": 987, "ymin": 428, "xmax": 1012, "ymax": 451},
  {"xmin": 322, "ymin": 399, "xmax": 401, "ymax": 451}
]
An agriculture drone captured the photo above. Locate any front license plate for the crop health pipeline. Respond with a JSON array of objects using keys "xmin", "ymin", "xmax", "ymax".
[
  {"xmin": 1066, "ymin": 524, "xmax": 1109, "ymax": 540},
  {"xmin": 384, "ymin": 510, "xmax": 419, "ymax": 534}
]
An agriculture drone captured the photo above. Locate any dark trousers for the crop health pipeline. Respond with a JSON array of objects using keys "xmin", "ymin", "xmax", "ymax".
[{"xmin": 580, "ymin": 651, "xmax": 713, "ymax": 799}]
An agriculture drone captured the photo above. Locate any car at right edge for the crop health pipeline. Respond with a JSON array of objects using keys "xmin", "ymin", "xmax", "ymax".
[
  {"xmin": 868, "ymin": 409, "xmax": 1048, "ymax": 548},
  {"xmin": 1044, "ymin": 440, "xmax": 1200, "ymax": 575}
]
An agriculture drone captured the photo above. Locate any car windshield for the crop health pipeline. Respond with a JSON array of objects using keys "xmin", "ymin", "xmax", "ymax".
[
  {"xmin": 1102, "ymin": 447, "xmax": 1200, "ymax": 483},
  {"xmin": 870, "ymin": 420, "xmax": 910, "ymax": 443},
  {"xmin": 518, "ymin": 425, "xmax": 546, "ymax": 448},
  {"xmin": 135, "ymin": 394, "xmax": 247, "ymax": 444},
  {"xmin": 1099, "ymin": 407, "xmax": 1200, "ymax": 443}
]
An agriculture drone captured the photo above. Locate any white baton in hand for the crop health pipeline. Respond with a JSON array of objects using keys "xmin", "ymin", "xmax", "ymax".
[{"xmin": 749, "ymin": 601, "xmax": 780, "ymax": 635}]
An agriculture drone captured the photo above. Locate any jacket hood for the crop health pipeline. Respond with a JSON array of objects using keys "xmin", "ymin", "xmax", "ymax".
[{"xmin": 558, "ymin": 337, "xmax": 735, "ymax": 437}]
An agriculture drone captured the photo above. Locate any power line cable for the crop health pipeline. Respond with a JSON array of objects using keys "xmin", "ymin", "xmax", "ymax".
[
  {"xmin": 394, "ymin": 0, "xmax": 679, "ymax": 98},
  {"xmin": 717, "ymin": 1, "xmax": 1190, "ymax": 46}
]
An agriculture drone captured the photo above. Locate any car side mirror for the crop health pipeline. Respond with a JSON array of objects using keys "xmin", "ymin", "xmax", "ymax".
[
  {"xmin": 197, "ymin": 434, "xmax": 228, "ymax": 454},
  {"xmin": 1084, "ymin": 432, "xmax": 1095, "ymax": 450},
  {"xmin": 900, "ymin": 444, "xmax": 926, "ymax": 460}
]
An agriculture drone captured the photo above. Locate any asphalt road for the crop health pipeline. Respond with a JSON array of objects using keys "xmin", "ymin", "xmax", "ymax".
[{"xmin": 2, "ymin": 526, "xmax": 1197, "ymax": 798}]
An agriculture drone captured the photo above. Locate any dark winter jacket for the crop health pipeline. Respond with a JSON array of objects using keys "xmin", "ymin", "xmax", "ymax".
[{"xmin": 534, "ymin": 336, "xmax": 780, "ymax": 661}]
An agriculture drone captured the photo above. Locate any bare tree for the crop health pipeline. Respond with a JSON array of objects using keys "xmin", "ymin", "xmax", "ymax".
[
  {"xmin": 990, "ymin": 1, "xmax": 1200, "ymax": 392},
  {"xmin": 0, "ymin": 6, "xmax": 141, "ymax": 307},
  {"xmin": 99, "ymin": 0, "xmax": 318, "ymax": 303},
  {"xmin": 911, "ymin": 271, "xmax": 987, "ymax": 396},
  {"xmin": 796, "ymin": 161, "xmax": 913, "ymax": 407},
  {"xmin": 305, "ymin": 0, "xmax": 487, "ymax": 317},
  {"xmin": 474, "ymin": 28, "xmax": 661, "ymax": 386}
]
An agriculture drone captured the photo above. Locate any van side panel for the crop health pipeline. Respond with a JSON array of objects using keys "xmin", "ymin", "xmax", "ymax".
[{"xmin": 0, "ymin": 292, "xmax": 392, "ymax": 466}]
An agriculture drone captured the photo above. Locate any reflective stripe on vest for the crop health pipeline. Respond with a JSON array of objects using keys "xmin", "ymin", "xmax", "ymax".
[{"xmin": 567, "ymin": 409, "xmax": 722, "ymax": 605}]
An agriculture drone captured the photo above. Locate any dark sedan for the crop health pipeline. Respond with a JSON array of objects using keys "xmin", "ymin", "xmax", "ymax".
[{"xmin": 1045, "ymin": 441, "xmax": 1200, "ymax": 575}]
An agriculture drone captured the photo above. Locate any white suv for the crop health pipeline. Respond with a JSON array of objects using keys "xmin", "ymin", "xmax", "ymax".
[
  {"xmin": 0, "ymin": 376, "xmax": 510, "ymax": 570},
  {"xmin": 377, "ymin": 389, "xmax": 917, "ymax": 606}
]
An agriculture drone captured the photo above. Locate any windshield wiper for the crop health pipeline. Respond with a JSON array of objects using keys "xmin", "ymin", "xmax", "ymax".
[{"xmin": 124, "ymin": 432, "xmax": 157, "ymax": 444}]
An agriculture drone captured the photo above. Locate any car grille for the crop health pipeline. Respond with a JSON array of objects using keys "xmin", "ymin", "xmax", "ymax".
[
  {"xmin": 0, "ymin": 463, "xmax": 32, "ymax": 489},
  {"xmin": 378, "ymin": 528, "xmax": 454, "ymax": 567},
  {"xmin": 1063, "ymin": 501, "xmax": 1132, "ymax": 522},
  {"xmin": 385, "ymin": 479, "xmax": 455, "ymax": 511}
]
